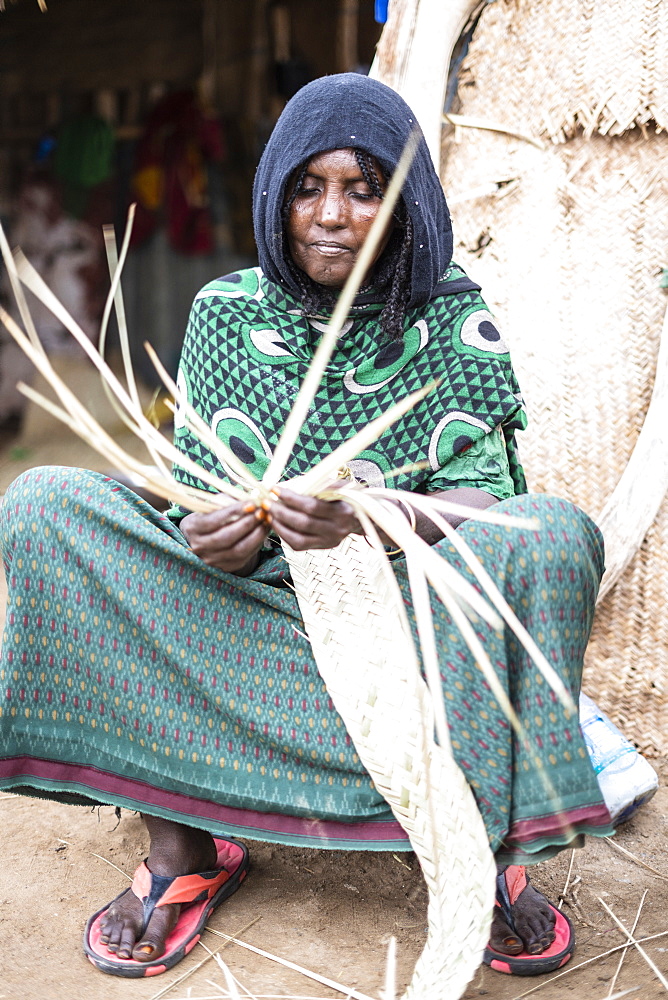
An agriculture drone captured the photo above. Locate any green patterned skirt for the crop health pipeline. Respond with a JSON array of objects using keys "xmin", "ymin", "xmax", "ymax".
[{"xmin": 0, "ymin": 467, "xmax": 612, "ymax": 861}]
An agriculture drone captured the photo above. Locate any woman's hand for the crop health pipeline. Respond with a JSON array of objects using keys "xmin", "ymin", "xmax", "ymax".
[
  {"xmin": 180, "ymin": 501, "xmax": 270, "ymax": 575},
  {"xmin": 270, "ymin": 488, "xmax": 362, "ymax": 551}
]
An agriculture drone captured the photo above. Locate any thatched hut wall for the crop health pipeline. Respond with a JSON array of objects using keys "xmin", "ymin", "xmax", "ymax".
[{"xmin": 442, "ymin": 0, "xmax": 668, "ymax": 752}]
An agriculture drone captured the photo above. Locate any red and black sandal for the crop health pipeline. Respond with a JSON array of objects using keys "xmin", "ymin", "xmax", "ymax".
[
  {"xmin": 83, "ymin": 835, "xmax": 249, "ymax": 978},
  {"xmin": 483, "ymin": 865, "xmax": 574, "ymax": 976}
]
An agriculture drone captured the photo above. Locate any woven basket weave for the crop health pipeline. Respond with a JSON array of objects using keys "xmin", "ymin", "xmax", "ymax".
[
  {"xmin": 286, "ymin": 534, "xmax": 496, "ymax": 999},
  {"xmin": 442, "ymin": 0, "xmax": 668, "ymax": 753},
  {"xmin": 453, "ymin": 0, "xmax": 668, "ymax": 141}
]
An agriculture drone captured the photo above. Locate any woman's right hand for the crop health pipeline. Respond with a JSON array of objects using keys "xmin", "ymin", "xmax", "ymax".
[{"xmin": 180, "ymin": 501, "xmax": 270, "ymax": 575}]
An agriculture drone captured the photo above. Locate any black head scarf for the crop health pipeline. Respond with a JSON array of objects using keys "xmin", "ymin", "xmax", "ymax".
[{"xmin": 252, "ymin": 73, "xmax": 454, "ymax": 309}]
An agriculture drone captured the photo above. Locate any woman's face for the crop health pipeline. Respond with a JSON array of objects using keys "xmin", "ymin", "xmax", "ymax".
[{"xmin": 286, "ymin": 148, "xmax": 393, "ymax": 289}]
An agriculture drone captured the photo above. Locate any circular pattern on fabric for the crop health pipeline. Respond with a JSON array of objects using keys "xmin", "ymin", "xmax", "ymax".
[
  {"xmin": 348, "ymin": 458, "xmax": 387, "ymax": 488},
  {"xmin": 458, "ymin": 310, "xmax": 509, "ymax": 355},
  {"xmin": 211, "ymin": 408, "xmax": 273, "ymax": 479},
  {"xmin": 428, "ymin": 411, "xmax": 491, "ymax": 471},
  {"xmin": 343, "ymin": 320, "xmax": 429, "ymax": 394},
  {"xmin": 202, "ymin": 267, "xmax": 264, "ymax": 301},
  {"xmin": 245, "ymin": 327, "xmax": 294, "ymax": 362}
]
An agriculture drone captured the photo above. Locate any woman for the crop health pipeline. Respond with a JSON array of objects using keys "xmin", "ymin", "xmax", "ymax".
[{"xmin": 0, "ymin": 74, "xmax": 613, "ymax": 980}]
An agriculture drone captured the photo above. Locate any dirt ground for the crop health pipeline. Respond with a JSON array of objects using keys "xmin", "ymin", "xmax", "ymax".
[
  {"xmin": 2, "ymin": 379, "xmax": 668, "ymax": 1000},
  {"xmin": 1, "ymin": 780, "xmax": 668, "ymax": 1000}
]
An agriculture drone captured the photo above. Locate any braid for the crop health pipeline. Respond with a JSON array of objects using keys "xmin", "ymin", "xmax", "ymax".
[
  {"xmin": 353, "ymin": 148, "xmax": 413, "ymax": 340},
  {"xmin": 283, "ymin": 161, "xmax": 309, "ymax": 217},
  {"xmin": 354, "ymin": 149, "xmax": 384, "ymax": 198},
  {"xmin": 379, "ymin": 215, "xmax": 413, "ymax": 341},
  {"xmin": 281, "ymin": 149, "xmax": 414, "ymax": 339}
]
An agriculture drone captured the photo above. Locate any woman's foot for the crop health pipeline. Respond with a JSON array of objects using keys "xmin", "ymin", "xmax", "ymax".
[
  {"xmin": 489, "ymin": 865, "xmax": 557, "ymax": 956},
  {"xmin": 98, "ymin": 816, "xmax": 217, "ymax": 962}
]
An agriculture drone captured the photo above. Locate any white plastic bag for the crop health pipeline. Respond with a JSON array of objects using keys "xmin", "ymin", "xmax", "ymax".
[{"xmin": 580, "ymin": 692, "xmax": 658, "ymax": 825}]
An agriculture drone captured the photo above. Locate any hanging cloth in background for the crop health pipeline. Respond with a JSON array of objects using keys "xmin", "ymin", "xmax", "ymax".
[
  {"xmin": 130, "ymin": 90, "xmax": 225, "ymax": 255},
  {"xmin": 54, "ymin": 114, "xmax": 115, "ymax": 218}
]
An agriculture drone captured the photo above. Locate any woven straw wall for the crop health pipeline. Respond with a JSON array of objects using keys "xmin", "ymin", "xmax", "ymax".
[
  {"xmin": 454, "ymin": 0, "xmax": 668, "ymax": 141},
  {"xmin": 442, "ymin": 2, "xmax": 668, "ymax": 753}
]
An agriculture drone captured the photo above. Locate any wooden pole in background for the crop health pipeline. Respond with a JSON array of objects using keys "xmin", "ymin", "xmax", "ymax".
[
  {"xmin": 337, "ymin": 0, "xmax": 359, "ymax": 74},
  {"xmin": 370, "ymin": 0, "xmax": 479, "ymax": 171}
]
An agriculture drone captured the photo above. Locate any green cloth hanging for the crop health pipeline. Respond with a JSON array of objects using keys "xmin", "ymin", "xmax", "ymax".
[{"xmin": 54, "ymin": 114, "xmax": 115, "ymax": 217}]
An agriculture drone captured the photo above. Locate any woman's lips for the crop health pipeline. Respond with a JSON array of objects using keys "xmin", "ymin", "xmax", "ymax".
[{"xmin": 309, "ymin": 242, "xmax": 351, "ymax": 256}]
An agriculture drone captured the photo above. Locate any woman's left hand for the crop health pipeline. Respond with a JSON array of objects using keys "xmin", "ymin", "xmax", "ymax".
[{"xmin": 270, "ymin": 488, "xmax": 362, "ymax": 551}]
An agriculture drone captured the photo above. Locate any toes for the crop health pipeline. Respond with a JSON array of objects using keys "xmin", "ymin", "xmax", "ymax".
[
  {"xmin": 98, "ymin": 890, "xmax": 145, "ymax": 957},
  {"xmin": 99, "ymin": 918, "xmax": 124, "ymax": 952},
  {"xmin": 117, "ymin": 925, "xmax": 140, "ymax": 961},
  {"xmin": 529, "ymin": 927, "xmax": 556, "ymax": 955},
  {"xmin": 131, "ymin": 903, "xmax": 180, "ymax": 963},
  {"xmin": 489, "ymin": 911, "xmax": 524, "ymax": 955},
  {"xmin": 516, "ymin": 908, "xmax": 557, "ymax": 954},
  {"xmin": 132, "ymin": 938, "xmax": 162, "ymax": 962}
]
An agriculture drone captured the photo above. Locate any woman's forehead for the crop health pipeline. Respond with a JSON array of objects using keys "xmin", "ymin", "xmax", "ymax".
[{"xmin": 303, "ymin": 147, "xmax": 386, "ymax": 178}]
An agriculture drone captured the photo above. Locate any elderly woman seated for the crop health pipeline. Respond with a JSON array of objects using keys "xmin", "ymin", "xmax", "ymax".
[{"xmin": 0, "ymin": 74, "xmax": 612, "ymax": 980}]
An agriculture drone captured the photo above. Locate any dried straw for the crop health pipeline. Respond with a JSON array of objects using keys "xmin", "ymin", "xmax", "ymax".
[
  {"xmin": 557, "ymin": 849, "xmax": 576, "ymax": 910},
  {"xmin": 89, "ymin": 851, "xmax": 132, "ymax": 880},
  {"xmin": 204, "ymin": 927, "xmax": 373, "ymax": 1000},
  {"xmin": 442, "ymin": 112, "xmax": 545, "ymax": 150},
  {"xmin": 382, "ymin": 937, "xmax": 397, "ymax": 1000},
  {"xmin": 511, "ymin": 930, "xmax": 668, "ymax": 1000},
  {"xmin": 148, "ymin": 917, "xmax": 261, "ymax": 1000},
  {"xmin": 597, "ymin": 896, "xmax": 668, "ymax": 993},
  {"xmin": 604, "ymin": 837, "xmax": 668, "ymax": 882},
  {"xmin": 607, "ymin": 890, "xmax": 647, "ymax": 999}
]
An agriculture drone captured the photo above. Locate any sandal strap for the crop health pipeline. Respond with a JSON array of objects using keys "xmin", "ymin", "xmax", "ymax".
[
  {"xmin": 495, "ymin": 864, "xmax": 528, "ymax": 932},
  {"xmin": 131, "ymin": 861, "xmax": 231, "ymax": 935}
]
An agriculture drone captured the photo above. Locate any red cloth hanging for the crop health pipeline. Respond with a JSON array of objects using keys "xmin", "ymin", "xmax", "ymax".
[{"xmin": 130, "ymin": 91, "xmax": 225, "ymax": 255}]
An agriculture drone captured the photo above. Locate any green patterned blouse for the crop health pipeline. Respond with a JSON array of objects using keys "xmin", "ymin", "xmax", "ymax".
[{"xmin": 167, "ymin": 263, "xmax": 527, "ymax": 520}]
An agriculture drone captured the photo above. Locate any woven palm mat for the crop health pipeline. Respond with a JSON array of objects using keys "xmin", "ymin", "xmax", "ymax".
[
  {"xmin": 286, "ymin": 534, "xmax": 496, "ymax": 999},
  {"xmin": 453, "ymin": 0, "xmax": 668, "ymax": 141},
  {"xmin": 443, "ymin": 35, "xmax": 668, "ymax": 753}
]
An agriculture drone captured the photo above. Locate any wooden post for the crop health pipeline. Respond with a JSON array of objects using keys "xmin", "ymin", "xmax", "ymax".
[
  {"xmin": 369, "ymin": 0, "xmax": 479, "ymax": 171},
  {"xmin": 199, "ymin": 0, "xmax": 219, "ymax": 111},
  {"xmin": 337, "ymin": 0, "xmax": 359, "ymax": 74},
  {"xmin": 245, "ymin": 0, "xmax": 271, "ymax": 131}
]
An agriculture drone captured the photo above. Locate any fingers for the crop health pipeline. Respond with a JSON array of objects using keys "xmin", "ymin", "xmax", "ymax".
[
  {"xmin": 195, "ymin": 519, "xmax": 270, "ymax": 572},
  {"xmin": 270, "ymin": 489, "xmax": 360, "ymax": 551},
  {"xmin": 274, "ymin": 488, "xmax": 359, "ymax": 528},
  {"xmin": 275, "ymin": 488, "xmax": 353, "ymax": 518},
  {"xmin": 181, "ymin": 500, "xmax": 255, "ymax": 540},
  {"xmin": 195, "ymin": 510, "xmax": 265, "ymax": 550},
  {"xmin": 182, "ymin": 488, "xmax": 361, "ymax": 560},
  {"xmin": 180, "ymin": 501, "xmax": 270, "ymax": 572}
]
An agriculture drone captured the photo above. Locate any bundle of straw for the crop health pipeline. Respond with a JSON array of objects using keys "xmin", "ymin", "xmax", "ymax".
[{"xmin": 0, "ymin": 136, "xmax": 572, "ymax": 998}]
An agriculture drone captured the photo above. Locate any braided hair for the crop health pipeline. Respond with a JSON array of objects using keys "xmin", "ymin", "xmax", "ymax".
[{"xmin": 282, "ymin": 149, "xmax": 413, "ymax": 341}]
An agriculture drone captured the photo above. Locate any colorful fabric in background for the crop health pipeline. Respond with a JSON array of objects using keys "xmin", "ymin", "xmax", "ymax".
[
  {"xmin": 0, "ymin": 469, "xmax": 612, "ymax": 857},
  {"xmin": 130, "ymin": 91, "xmax": 225, "ymax": 255},
  {"xmin": 54, "ymin": 114, "xmax": 115, "ymax": 219}
]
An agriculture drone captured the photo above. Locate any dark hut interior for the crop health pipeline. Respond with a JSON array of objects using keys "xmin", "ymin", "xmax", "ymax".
[{"xmin": 0, "ymin": 0, "xmax": 382, "ymax": 401}]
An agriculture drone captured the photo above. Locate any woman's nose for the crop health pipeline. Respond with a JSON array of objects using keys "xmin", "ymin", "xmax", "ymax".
[{"xmin": 316, "ymin": 189, "xmax": 345, "ymax": 228}]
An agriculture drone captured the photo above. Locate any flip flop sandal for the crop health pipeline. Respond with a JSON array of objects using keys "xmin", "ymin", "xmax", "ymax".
[
  {"xmin": 483, "ymin": 865, "xmax": 574, "ymax": 976},
  {"xmin": 83, "ymin": 835, "xmax": 249, "ymax": 978}
]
